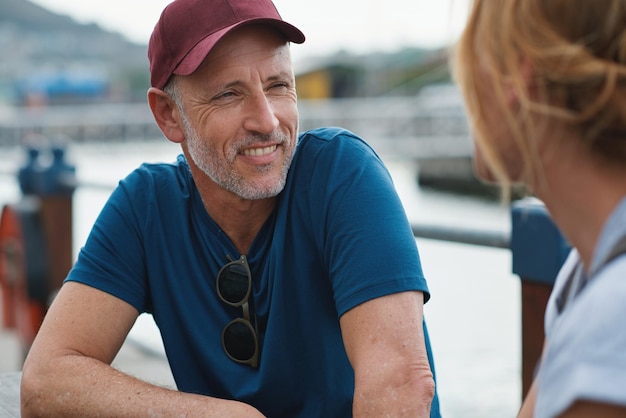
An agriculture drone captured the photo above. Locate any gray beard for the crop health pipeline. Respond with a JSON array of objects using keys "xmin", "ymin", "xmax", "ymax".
[{"xmin": 181, "ymin": 110, "xmax": 295, "ymax": 200}]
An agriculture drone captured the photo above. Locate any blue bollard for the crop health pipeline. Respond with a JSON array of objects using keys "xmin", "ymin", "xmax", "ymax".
[
  {"xmin": 36, "ymin": 146, "xmax": 77, "ymax": 196},
  {"xmin": 17, "ymin": 147, "xmax": 42, "ymax": 196},
  {"xmin": 511, "ymin": 197, "xmax": 571, "ymax": 285}
]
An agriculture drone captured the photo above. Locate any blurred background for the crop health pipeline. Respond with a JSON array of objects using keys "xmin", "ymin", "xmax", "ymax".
[{"xmin": 0, "ymin": 1, "xmax": 527, "ymax": 417}]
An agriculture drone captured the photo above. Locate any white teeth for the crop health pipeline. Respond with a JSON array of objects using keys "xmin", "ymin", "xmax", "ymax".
[{"xmin": 242, "ymin": 145, "xmax": 277, "ymax": 156}]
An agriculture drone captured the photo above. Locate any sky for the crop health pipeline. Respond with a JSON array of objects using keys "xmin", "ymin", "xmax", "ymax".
[{"xmin": 29, "ymin": 0, "xmax": 470, "ymax": 62}]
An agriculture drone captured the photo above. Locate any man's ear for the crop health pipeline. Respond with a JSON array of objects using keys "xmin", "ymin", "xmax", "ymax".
[{"xmin": 147, "ymin": 87, "xmax": 185, "ymax": 143}]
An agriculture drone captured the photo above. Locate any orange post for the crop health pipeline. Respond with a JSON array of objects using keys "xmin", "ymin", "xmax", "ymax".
[{"xmin": 0, "ymin": 206, "xmax": 21, "ymax": 329}]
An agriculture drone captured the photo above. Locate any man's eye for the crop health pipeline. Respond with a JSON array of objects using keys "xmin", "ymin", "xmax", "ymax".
[
  {"xmin": 270, "ymin": 83, "xmax": 290, "ymax": 91},
  {"xmin": 215, "ymin": 91, "xmax": 236, "ymax": 100}
]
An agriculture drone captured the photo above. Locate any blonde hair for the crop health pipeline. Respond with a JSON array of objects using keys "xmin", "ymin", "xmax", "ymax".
[{"xmin": 453, "ymin": 0, "xmax": 626, "ymax": 199}]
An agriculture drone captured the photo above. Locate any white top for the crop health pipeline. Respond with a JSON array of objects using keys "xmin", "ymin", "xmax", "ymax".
[{"xmin": 535, "ymin": 197, "xmax": 626, "ymax": 418}]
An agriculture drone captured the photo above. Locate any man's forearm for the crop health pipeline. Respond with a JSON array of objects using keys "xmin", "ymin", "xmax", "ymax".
[
  {"xmin": 341, "ymin": 291, "xmax": 435, "ymax": 417},
  {"xmin": 21, "ymin": 354, "xmax": 264, "ymax": 417}
]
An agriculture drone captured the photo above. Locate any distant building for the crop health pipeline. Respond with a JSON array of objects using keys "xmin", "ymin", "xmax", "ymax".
[
  {"xmin": 295, "ymin": 48, "xmax": 450, "ymax": 99},
  {"xmin": 16, "ymin": 70, "xmax": 109, "ymax": 106},
  {"xmin": 295, "ymin": 60, "xmax": 363, "ymax": 99}
]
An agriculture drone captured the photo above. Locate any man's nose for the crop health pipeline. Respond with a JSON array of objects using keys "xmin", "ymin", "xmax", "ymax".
[{"xmin": 242, "ymin": 93, "xmax": 279, "ymax": 135}]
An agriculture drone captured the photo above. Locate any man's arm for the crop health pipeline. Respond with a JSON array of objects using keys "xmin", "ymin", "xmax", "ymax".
[
  {"xmin": 21, "ymin": 281, "xmax": 264, "ymax": 417},
  {"xmin": 340, "ymin": 290, "xmax": 435, "ymax": 417}
]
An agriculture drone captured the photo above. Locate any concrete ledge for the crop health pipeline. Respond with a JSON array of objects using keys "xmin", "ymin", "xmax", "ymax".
[{"xmin": 0, "ymin": 372, "xmax": 20, "ymax": 418}]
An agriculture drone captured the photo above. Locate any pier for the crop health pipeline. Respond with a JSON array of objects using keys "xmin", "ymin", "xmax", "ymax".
[
  {"xmin": 0, "ymin": 142, "xmax": 569, "ymax": 417},
  {"xmin": 0, "ymin": 85, "xmax": 480, "ymax": 193},
  {"xmin": 0, "ymin": 85, "xmax": 471, "ymax": 161},
  {"xmin": 0, "ymin": 87, "xmax": 568, "ymax": 416}
]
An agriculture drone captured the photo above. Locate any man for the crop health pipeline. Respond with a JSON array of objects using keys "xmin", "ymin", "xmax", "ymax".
[{"xmin": 20, "ymin": 0, "xmax": 440, "ymax": 416}]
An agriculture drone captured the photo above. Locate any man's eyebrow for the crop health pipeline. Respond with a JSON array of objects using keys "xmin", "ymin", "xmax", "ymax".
[
  {"xmin": 266, "ymin": 71, "xmax": 295, "ymax": 83},
  {"xmin": 216, "ymin": 72, "xmax": 293, "ymax": 89}
]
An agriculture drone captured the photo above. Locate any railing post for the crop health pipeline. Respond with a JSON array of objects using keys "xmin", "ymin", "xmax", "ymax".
[
  {"xmin": 0, "ymin": 143, "xmax": 76, "ymax": 356},
  {"xmin": 510, "ymin": 197, "xmax": 570, "ymax": 398},
  {"xmin": 36, "ymin": 145, "xmax": 76, "ymax": 302}
]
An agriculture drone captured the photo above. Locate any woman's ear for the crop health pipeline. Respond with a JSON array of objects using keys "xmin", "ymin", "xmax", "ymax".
[
  {"xmin": 147, "ymin": 87, "xmax": 185, "ymax": 144},
  {"xmin": 505, "ymin": 57, "xmax": 537, "ymax": 110}
]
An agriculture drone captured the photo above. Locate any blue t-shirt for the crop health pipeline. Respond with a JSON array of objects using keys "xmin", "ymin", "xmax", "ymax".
[{"xmin": 68, "ymin": 127, "xmax": 440, "ymax": 417}]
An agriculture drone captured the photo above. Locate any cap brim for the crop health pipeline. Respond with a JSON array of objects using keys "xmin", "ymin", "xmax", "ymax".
[{"xmin": 173, "ymin": 18, "xmax": 305, "ymax": 77}]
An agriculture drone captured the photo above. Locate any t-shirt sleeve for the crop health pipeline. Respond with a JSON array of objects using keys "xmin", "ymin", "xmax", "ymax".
[
  {"xmin": 301, "ymin": 128, "xmax": 429, "ymax": 316},
  {"xmin": 65, "ymin": 168, "xmax": 151, "ymax": 313}
]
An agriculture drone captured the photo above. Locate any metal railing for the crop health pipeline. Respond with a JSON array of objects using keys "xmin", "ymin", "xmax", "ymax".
[{"xmin": 411, "ymin": 222, "xmax": 509, "ymax": 249}]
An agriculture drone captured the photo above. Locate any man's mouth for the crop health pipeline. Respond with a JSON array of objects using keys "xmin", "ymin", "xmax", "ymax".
[{"xmin": 242, "ymin": 145, "xmax": 277, "ymax": 157}]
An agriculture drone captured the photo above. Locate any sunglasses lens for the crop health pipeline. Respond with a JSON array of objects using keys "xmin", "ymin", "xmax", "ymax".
[
  {"xmin": 217, "ymin": 263, "xmax": 249, "ymax": 305},
  {"xmin": 223, "ymin": 319, "xmax": 257, "ymax": 362},
  {"xmin": 217, "ymin": 257, "xmax": 258, "ymax": 367}
]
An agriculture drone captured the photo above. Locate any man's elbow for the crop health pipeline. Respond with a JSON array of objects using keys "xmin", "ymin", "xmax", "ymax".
[
  {"xmin": 418, "ymin": 371, "xmax": 436, "ymax": 408},
  {"xmin": 354, "ymin": 362, "xmax": 436, "ymax": 416},
  {"xmin": 21, "ymin": 363, "xmax": 45, "ymax": 417},
  {"xmin": 408, "ymin": 365, "xmax": 436, "ymax": 409},
  {"xmin": 20, "ymin": 355, "xmax": 61, "ymax": 417}
]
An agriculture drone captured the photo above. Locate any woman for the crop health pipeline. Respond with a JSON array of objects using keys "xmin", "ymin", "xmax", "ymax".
[{"xmin": 454, "ymin": 1, "xmax": 626, "ymax": 417}]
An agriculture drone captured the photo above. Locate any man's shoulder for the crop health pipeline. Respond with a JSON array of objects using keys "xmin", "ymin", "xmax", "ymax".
[
  {"xmin": 122, "ymin": 154, "xmax": 188, "ymax": 184},
  {"xmin": 116, "ymin": 154, "xmax": 192, "ymax": 201},
  {"xmin": 298, "ymin": 126, "xmax": 361, "ymax": 143},
  {"xmin": 297, "ymin": 127, "xmax": 378, "ymax": 158}
]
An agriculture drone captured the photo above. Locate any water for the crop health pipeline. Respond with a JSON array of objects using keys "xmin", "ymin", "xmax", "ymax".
[{"xmin": 0, "ymin": 141, "xmax": 521, "ymax": 417}]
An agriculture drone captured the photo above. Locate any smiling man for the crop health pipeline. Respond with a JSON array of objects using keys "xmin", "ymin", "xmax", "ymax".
[{"xmin": 20, "ymin": 0, "xmax": 440, "ymax": 416}]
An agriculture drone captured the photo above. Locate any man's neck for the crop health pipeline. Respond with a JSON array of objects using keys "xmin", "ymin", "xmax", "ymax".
[{"xmin": 189, "ymin": 162, "xmax": 277, "ymax": 255}]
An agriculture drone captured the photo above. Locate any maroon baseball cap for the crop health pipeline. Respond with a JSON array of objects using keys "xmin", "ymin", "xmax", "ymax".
[{"xmin": 148, "ymin": 0, "xmax": 306, "ymax": 89}]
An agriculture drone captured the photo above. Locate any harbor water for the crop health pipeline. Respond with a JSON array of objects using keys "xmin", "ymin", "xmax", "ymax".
[{"xmin": 0, "ymin": 140, "xmax": 521, "ymax": 417}]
